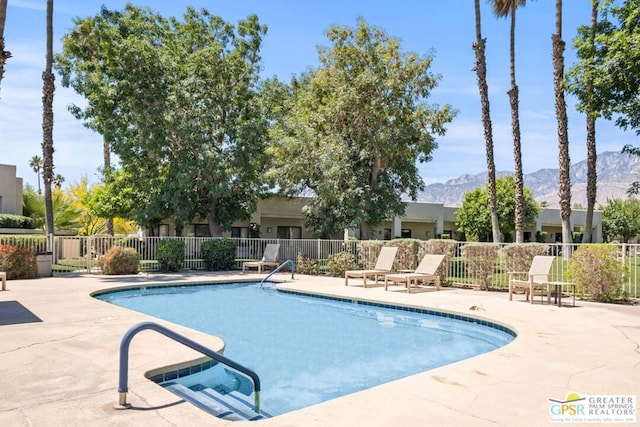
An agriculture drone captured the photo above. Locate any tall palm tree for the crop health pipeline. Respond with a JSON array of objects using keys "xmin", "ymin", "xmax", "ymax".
[
  {"xmin": 29, "ymin": 155, "xmax": 43, "ymax": 194},
  {"xmin": 42, "ymin": 0, "xmax": 55, "ymax": 244},
  {"xmin": 0, "ymin": 0, "xmax": 10, "ymax": 97},
  {"xmin": 473, "ymin": 0, "xmax": 500, "ymax": 243},
  {"xmin": 552, "ymin": 0, "xmax": 572, "ymax": 250},
  {"xmin": 492, "ymin": 0, "xmax": 526, "ymax": 243},
  {"xmin": 582, "ymin": 0, "xmax": 599, "ymax": 243}
]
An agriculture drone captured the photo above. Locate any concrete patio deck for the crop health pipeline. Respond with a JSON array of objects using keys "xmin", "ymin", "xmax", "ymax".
[{"xmin": 0, "ymin": 272, "xmax": 638, "ymax": 426}]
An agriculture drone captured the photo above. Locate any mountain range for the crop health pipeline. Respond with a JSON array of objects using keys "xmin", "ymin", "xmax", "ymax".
[{"xmin": 417, "ymin": 151, "xmax": 640, "ymax": 208}]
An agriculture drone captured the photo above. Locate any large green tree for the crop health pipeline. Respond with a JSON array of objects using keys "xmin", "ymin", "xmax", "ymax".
[
  {"xmin": 601, "ymin": 198, "xmax": 640, "ymax": 243},
  {"xmin": 456, "ymin": 175, "xmax": 539, "ymax": 242},
  {"xmin": 55, "ymin": 5, "xmax": 269, "ymax": 237},
  {"xmin": 268, "ymin": 19, "xmax": 455, "ymax": 239}
]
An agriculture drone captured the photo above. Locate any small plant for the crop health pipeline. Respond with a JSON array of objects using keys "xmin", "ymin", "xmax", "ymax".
[
  {"xmin": 156, "ymin": 239, "xmax": 185, "ymax": 272},
  {"xmin": 327, "ymin": 251, "xmax": 358, "ymax": 277},
  {"xmin": 201, "ymin": 238, "xmax": 237, "ymax": 271},
  {"xmin": 101, "ymin": 246, "xmax": 140, "ymax": 275},
  {"xmin": 503, "ymin": 243, "xmax": 550, "ymax": 274},
  {"xmin": 356, "ymin": 241, "xmax": 384, "ymax": 269},
  {"xmin": 462, "ymin": 243, "xmax": 499, "ymax": 290},
  {"xmin": 0, "ymin": 245, "xmax": 38, "ymax": 279},
  {"xmin": 296, "ymin": 252, "xmax": 318, "ymax": 275},
  {"xmin": 568, "ymin": 244, "xmax": 625, "ymax": 302}
]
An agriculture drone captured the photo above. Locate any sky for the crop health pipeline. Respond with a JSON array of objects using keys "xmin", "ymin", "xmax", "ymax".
[{"xmin": 1, "ymin": 0, "xmax": 637, "ymax": 191}]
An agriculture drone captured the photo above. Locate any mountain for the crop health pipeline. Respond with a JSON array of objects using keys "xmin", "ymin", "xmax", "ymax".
[{"xmin": 417, "ymin": 151, "xmax": 640, "ymax": 208}]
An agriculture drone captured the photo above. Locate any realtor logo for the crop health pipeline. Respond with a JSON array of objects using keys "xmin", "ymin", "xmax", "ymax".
[{"xmin": 549, "ymin": 392, "xmax": 636, "ymax": 423}]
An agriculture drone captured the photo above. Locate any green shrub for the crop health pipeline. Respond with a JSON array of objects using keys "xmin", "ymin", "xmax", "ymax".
[
  {"xmin": 503, "ymin": 243, "xmax": 550, "ymax": 274},
  {"xmin": 202, "ymin": 238, "xmax": 237, "ymax": 271},
  {"xmin": 156, "ymin": 239, "xmax": 185, "ymax": 272},
  {"xmin": 327, "ymin": 251, "xmax": 358, "ymax": 277},
  {"xmin": 568, "ymin": 244, "xmax": 625, "ymax": 302},
  {"xmin": 0, "ymin": 245, "xmax": 38, "ymax": 279},
  {"xmin": 461, "ymin": 243, "xmax": 499, "ymax": 290},
  {"xmin": 535, "ymin": 231, "xmax": 548, "ymax": 243},
  {"xmin": 101, "ymin": 246, "xmax": 140, "ymax": 275},
  {"xmin": 296, "ymin": 252, "xmax": 318, "ymax": 275},
  {"xmin": 0, "ymin": 214, "xmax": 34, "ymax": 229}
]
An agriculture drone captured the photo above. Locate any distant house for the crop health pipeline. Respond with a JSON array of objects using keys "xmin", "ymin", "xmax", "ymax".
[
  {"xmin": 151, "ymin": 195, "xmax": 603, "ymax": 243},
  {"xmin": 0, "ymin": 164, "xmax": 24, "ymax": 216}
]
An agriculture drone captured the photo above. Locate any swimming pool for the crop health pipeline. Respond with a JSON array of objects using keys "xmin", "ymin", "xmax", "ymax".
[{"xmin": 97, "ymin": 282, "xmax": 514, "ymax": 418}]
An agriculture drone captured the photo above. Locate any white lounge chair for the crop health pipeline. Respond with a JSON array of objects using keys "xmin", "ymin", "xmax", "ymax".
[
  {"xmin": 384, "ymin": 254, "xmax": 445, "ymax": 293},
  {"xmin": 345, "ymin": 246, "xmax": 398, "ymax": 288},
  {"xmin": 242, "ymin": 243, "xmax": 280, "ymax": 273},
  {"xmin": 508, "ymin": 255, "xmax": 554, "ymax": 304}
]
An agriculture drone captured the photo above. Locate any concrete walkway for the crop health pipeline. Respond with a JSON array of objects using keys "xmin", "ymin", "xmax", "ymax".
[{"xmin": 0, "ymin": 272, "xmax": 638, "ymax": 426}]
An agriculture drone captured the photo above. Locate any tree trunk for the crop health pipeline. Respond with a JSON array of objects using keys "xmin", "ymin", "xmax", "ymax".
[
  {"xmin": 582, "ymin": 1, "xmax": 599, "ymax": 244},
  {"xmin": 42, "ymin": 0, "xmax": 55, "ymax": 247},
  {"xmin": 103, "ymin": 136, "xmax": 114, "ymax": 236},
  {"xmin": 208, "ymin": 195, "xmax": 223, "ymax": 237},
  {"xmin": 473, "ymin": 0, "xmax": 500, "ymax": 243},
  {"xmin": 359, "ymin": 221, "xmax": 372, "ymax": 241},
  {"xmin": 552, "ymin": 0, "xmax": 572, "ymax": 253},
  {"xmin": 508, "ymin": 9, "xmax": 524, "ymax": 243},
  {"xmin": 583, "ymin": 112, "xmax": 596, "ymax": 243}
]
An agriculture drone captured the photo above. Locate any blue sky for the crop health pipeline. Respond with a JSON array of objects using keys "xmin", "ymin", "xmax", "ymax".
[{"xmin": 1, "ymin": 0, "xmax": 636, "ymax": 190}]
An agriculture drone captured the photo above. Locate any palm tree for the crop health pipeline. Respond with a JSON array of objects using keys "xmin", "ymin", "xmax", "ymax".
[
  {"xmin": 42, "ymin": 0, "xmax": 55, "ymax": 243},
  {"xmin": 473, "ymin": 0, "xmax": 500, "ymax": 243},
  {"xmin": 29, "ymin": 155, "xmax": 44, "ymax": 194},
  {"xmin": 0, "ymin": 0, "xmax": 11, "ymax": 97},
  {"xmin": 491, "ymin": 0, "xmax": 526, "ymax": 243},
  {"xmin": 582, "ymin": 0, "xmax": 599, "ymax": 243},
  {"xmin": 552, "ymin": 0, "xmax": 572, "ymax": 250},
  {"xmin": 53, "ymin": 173, "xmax": 65, "ymax": 188}
]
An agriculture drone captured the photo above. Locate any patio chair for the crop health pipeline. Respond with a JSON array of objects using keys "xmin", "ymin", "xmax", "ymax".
[
  {"xmin": 242, "ymin": 243, "xmax": 280, "ymax": 273},
  {"xmin": 345, "ymin": 246, "xmax": 398, "ymax": 288},
  {"xmin": 384, "ymin": 254, "xmax": 445, "ymax": 293},
  {"xmin": 508, "ymin": 255, "xmax": 554, "ymax": 304}
]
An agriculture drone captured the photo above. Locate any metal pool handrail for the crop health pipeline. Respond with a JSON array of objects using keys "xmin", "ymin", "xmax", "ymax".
[
  {"xmin": 116, "ymin": 321, "xmax": 261, "ymax": 413},
  {"xmin": 260, "ymin": 259, "xmax": 295, "ymax": 288}
]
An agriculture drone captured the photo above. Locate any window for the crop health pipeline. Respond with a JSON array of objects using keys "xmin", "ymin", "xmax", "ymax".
[
  {"xmin": 277, "ymin": 226, "xmax": 301, "ymax": 239},
  {"xmin": 194, "ymin": 224, "xmax": 211, "ymax": 237},
  {"xmin": 231, "ymin": 227, "xmax": 249, "ymax": 238},
  {"xmin": 401, "ymin": 229, "xmax": 411, "ymax": 238},
  {"xmin": 384, "ymin": 228, "xmax": 392, "ymax": 240},
  {"xmin": 150, "ymin": 224, "xmax": 169, "ymax": 237}
]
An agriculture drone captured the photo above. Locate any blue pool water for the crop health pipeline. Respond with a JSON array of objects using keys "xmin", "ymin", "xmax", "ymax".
[{"xmin": 97, "ymin": 283, "xmax": 514, "ymax": 416}]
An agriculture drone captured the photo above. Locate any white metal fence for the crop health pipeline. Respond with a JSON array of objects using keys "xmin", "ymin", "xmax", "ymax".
[{"xmin": 1, "ymin": 235, "xmax": 638, "ymax": 298}]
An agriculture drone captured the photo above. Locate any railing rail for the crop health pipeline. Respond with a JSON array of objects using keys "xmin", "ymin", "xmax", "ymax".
[
  {"xmin": 260, "ymin": 259, "xmax": 295, "ymax": 288},
  {"xmin": 117, "ymin": 321, "xmax": 261, "ymax": 413}
]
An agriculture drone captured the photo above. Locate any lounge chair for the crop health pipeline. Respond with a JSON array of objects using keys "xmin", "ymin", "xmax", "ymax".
[
  {"xmin": 242, "ymin": 243, "xmax": 280, "ymax": 273},
  {"xmin": 384, "ymin": 254, "xmax": 445, "ymax": 293},
  {"xmin": 508, "ymin": 255, "xmax": 554, "ymax": 304},
  {"xmin": 345, "ymin": 246, "xmax": 398, "ymax": 288}
]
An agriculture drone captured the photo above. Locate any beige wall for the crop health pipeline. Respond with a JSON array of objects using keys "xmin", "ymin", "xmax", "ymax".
[
  {"xmin": 0, "ymin": 164, "xmax": 23, "ymax": 216},
  {"xmin": 137, "ymin": 195, "xmax": 604, "ymax": 243}
]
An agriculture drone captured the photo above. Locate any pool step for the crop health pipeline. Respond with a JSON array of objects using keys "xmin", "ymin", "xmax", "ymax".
[{"xmin": 164, "ymin": 382, "xmax": 271, "ymax": 421}]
